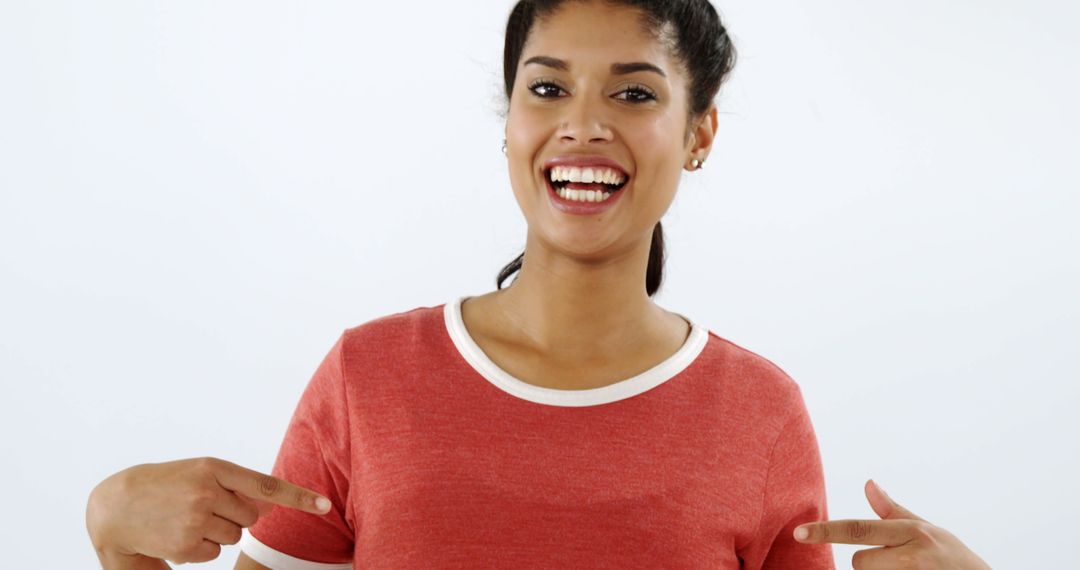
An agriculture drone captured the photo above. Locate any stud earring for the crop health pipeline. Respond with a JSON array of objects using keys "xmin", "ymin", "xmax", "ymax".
[
  {"xmin": 690, "ymin": 158, "xmax": 704, "ymax": 170},
  {"xmin": 501, "ymin": 139, "xmax": 507, "ymax": 155}
]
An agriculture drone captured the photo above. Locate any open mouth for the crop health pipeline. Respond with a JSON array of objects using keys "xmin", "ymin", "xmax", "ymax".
[{"xmin": 543, "ymin": 168, "xmax": 630, "ymax": 197}]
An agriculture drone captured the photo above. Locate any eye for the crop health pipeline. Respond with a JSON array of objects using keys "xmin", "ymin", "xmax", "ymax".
[
  {"xmin": 614, "ymin": 84, "xmax": 657, "ymax": 103},
  {"xmin": 527, "ymin": 79, "xmax": 658, "ymax": 104},
  {"xmin": 527, "ymin": 79, "xmax": 566, "ymax": 98}
]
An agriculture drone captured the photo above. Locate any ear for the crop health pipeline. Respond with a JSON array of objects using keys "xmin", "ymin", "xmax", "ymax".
[{"xmin": 687, "ymin": 103, "xmax": 718, "ymax": 164}]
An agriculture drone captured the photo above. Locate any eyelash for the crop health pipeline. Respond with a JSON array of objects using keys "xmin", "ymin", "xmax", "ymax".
[{"xmin": 526, "ymin": 79, "xmax": 657, "ymax": 103}]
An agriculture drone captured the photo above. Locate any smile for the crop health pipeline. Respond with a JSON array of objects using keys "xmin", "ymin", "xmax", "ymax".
[{"xmin": 544, "ymin": 168, "xmax": 629, "ymax": 215}]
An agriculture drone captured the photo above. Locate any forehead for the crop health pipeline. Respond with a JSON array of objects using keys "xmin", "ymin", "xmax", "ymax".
[{"xmin": 522, "ymin": 1, "xmax": 678, "ymax": 72}]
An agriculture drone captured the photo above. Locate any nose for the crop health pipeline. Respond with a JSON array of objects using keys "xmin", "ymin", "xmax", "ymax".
[{"xmin": 556, "ymin": 90, "xmax": 614, "ymax": 145}]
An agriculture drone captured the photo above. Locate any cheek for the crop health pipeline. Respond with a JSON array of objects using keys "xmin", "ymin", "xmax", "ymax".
[
  {"xmin": 506, "ymin": 106, "xmax": 546, "ymax": 151},
  {"xmin": 634, "ymin": 120, "xmax": 689, "ymax": 192},
  {"xmin": 505, "ymin": 107, "xmax": 551, "ymax": 195},
  {"xmin": 638, "ymin": 114, "xmax": 683, "ymax": 149}
]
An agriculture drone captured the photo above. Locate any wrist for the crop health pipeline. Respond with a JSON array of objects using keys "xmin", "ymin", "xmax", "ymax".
[
  {"xmin": 94, "ymin": 547, "xmax": 170, "ymax": 570},
  {"xmin": 86, "ymin": 480, "xmax": 128, "ymax": 555},
  {"xmin": 88, "ymin": 477, "xmax": 167, "ymax": 569}
]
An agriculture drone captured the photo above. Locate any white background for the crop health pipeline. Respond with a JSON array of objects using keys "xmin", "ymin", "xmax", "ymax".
[{"xmin": 1, "ymin": 1, "xmax": 1076, "ymax": 568}]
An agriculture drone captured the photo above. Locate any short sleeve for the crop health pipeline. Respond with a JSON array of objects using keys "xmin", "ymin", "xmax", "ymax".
[
  {"xmin": 239, "ymin": 333, "xmax": 355, "ymax": 569},
  {"xmin": 739, "ymin": 386, "xmax": 835, "ymax": 569}
]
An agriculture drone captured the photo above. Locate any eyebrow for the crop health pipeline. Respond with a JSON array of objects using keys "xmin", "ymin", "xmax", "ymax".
[{"xmin": 523, "ymin": 55, "xmax": 667, "ymax": 78}]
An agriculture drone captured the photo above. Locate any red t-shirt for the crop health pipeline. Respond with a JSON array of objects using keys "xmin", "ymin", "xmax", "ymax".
[{"xmin": 238, "ymin": 296, "xmax": 834, "ymax": 569}]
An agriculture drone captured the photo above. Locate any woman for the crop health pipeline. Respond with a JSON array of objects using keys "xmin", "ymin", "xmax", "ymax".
[{"xmin": 85, "ymin": 1, "xmax": 993, "ymax": 568}]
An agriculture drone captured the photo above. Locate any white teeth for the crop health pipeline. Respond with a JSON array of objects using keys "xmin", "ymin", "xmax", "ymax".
[
  {"xmin": 548, "ymin": 165, "xmax": 626, "ymax": 186},
  {"xmin": 557, "ymin": 188, "xmax": 613, "ymax": 202}
]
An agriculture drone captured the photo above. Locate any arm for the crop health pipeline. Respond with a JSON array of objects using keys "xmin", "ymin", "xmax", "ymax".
[
  {"xmin": 237, "ymin": 333, "xmax": 356, "ymax": 563},
  {"xmin": 737, "ymin": 385, "xmax": 834, "ymax": 569},
  {"xmin": 234, "ymin": 552, "xmax": 272, "ymax": 570}
]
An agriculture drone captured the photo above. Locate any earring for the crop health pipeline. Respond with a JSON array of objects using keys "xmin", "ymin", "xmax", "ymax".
[
  {"xmin": 690, "ymin": 158, "xmax": 703, "ymax": 170},
  {"xmin": 501, "ymin": 138, "xmax": 507, "ymax": 155}
]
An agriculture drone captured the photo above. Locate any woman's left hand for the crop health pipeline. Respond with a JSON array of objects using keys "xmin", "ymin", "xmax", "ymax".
[{"xmin": 793, "ymin": 479, "xmax": 992, "ymax": 569}]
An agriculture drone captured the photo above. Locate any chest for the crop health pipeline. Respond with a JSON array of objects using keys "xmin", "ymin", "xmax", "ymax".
[{"xmin": 351, "ymin": 401, "xmax": 757, "ymax": 568}]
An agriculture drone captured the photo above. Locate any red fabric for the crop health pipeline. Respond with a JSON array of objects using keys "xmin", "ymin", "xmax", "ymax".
[{"xmin": 245, "ymin": 303, "xmax": 834, "ymax": 569}]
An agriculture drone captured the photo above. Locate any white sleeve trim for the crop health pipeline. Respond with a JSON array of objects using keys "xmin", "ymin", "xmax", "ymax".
[{"xmin": 238, "ymin": 528, "xmax": 353, "ymax": 570}]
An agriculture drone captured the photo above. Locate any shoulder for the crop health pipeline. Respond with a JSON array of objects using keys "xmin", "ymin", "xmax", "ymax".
[
  {"xmin": 338, "ymin": 301, "xmax": 447, "ymax": 357},
  {"xmin": 697, "ymin": 329, "xmax": 807, "ymax": 413}
]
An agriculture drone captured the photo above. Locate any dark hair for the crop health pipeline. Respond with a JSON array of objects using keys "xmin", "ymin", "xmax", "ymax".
[{"xmin": 495, "ymin": 0, "xmax": 737, "ymax": 297}]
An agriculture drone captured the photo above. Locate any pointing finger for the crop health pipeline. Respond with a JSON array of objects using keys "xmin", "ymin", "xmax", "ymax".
[
  {"xmin": 206, "ymin": 458, "xmax": 332, "ymax": 515},
  {"xmin": 234, "ymin": 492, "xmax": 277, "ymax": 518},
  {"xmin": 794, "ymin": 519, "xmax": 919, "ymax": 547}
]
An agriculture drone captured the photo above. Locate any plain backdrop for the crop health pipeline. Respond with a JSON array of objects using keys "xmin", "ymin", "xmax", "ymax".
[{"xmin": 1, "ymin": 1, "xmax": 1077, "ymax": 568}]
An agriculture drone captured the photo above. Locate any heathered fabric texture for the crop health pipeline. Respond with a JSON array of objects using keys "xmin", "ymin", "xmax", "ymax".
[{"xmin": 238, "ymin": 297, "xmax": 834, "ymax": 569}]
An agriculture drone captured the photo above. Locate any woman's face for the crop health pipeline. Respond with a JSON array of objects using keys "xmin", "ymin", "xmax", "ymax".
[{"xmin": 505, "ymin": 0, "xmax": 702, "ymax": 260}]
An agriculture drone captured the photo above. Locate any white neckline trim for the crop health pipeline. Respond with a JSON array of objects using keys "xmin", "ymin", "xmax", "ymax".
[{"xmin": 444, "ymin": 295, "xmax": 709, "ymax": 407}]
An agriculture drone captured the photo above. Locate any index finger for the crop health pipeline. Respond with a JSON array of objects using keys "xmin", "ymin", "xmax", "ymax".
[
  {"xmin": 208, "ymin": 458, "xmax": 332, "ymax": 515},
  {"xmin": 794, "ymin": 519, "xmax": 918, "ymax": 547}
]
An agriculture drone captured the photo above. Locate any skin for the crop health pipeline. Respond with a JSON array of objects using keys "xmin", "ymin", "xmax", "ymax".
[
  {"xmin": 794, "ymin": 479, "xmax": 992, "ymax": 569},
  {"xmin": 85, "ymin": 2, "xmax": 992, "ymax": 568},
  {"xmin": 461, "ymin": 0, "xmax": 716, "ymax": 389},
  {"xmin": 469, "ymin": 1, "xmax": 995, "ymax": 568},
  {"xmin": 84, "ymin": 457, "xmax": 328, "ymax": 569}
]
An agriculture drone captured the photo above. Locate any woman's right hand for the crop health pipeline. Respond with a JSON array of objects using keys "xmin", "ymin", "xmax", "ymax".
[{"xmin": 86, "ymin": 457, "xmax": 332, "ymax": 565}]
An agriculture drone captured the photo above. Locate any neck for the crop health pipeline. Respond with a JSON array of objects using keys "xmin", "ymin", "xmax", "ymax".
[{"xmin": 490, "ymin": 229, "xmax": 665, "ymax": 361}]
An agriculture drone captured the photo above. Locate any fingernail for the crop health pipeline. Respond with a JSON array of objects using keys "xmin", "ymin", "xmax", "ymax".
[
  {"xmin": 794, "ymin": 526, "xmax": 809, "ymax": 540},
  {"xmin": 315, "ymin": 497, "xmax": 331, "ymax": 512}
]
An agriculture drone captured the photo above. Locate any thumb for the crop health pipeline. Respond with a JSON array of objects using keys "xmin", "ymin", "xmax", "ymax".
[{"xmin": 865, "ymin": 479, "xmax": 926, "ymax": 522}]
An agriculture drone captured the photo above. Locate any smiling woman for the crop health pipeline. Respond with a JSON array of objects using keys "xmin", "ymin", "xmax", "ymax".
[
  {"xmin": 496, "ymin": 0, "xmax": 736, "ymax": 299},
  {"xmin": 82, "ymin": 1, "xmax": 993, "ymax": 569}
]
